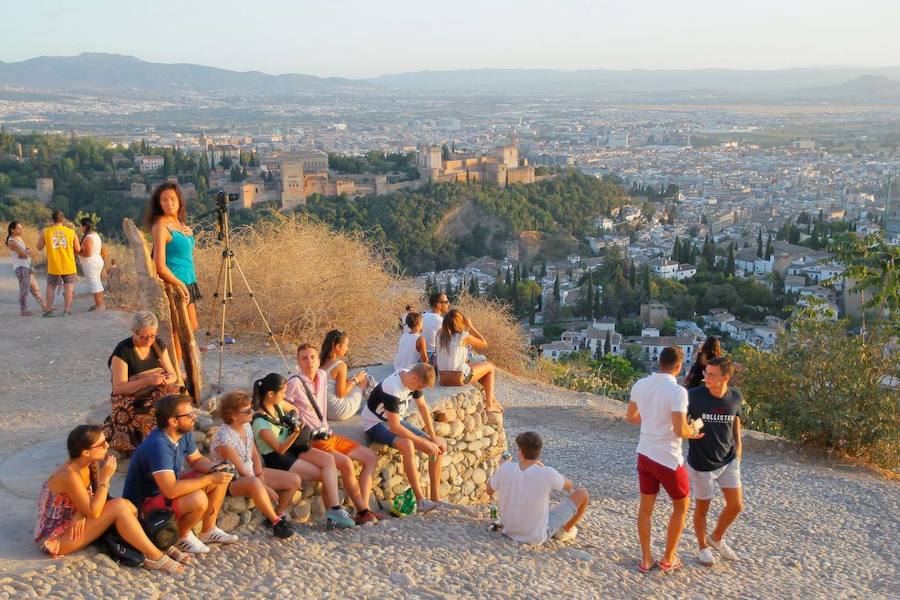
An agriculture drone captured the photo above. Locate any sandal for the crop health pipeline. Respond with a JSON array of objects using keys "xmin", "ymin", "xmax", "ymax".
[
  {"xmin": 167, "ymin": 546, "xmax": 194, "ymax": 564},
  {"xmin": 144, "ymin": 554, "xmax": 185, "ymax": 574},
  {"xmin": 637, "ymin": 559, "xmax": 655, "ymax": 573},
  {"xmin": 42, "ymin": 309, "xmax": 55, "ymax": 318},
  {"xmin": 657, "ymin": 556, "xmax": 683, "ymax": 572}
]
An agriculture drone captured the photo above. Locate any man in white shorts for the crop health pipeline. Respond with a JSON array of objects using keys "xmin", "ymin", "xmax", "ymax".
[
  {"xmin": 487, "ymin": 431, "xmax": 589, "ymax": 545},
  {"xmin": 687, "ymin": 356, "xmax": 744, "ymax": 566}
]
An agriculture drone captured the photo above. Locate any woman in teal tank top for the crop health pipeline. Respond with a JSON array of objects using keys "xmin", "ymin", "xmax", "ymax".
[{"xmin": 148, "ymin": 182, "xmax": 201, "ymax": 332}]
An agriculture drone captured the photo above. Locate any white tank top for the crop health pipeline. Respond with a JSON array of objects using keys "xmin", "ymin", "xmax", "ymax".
[
  {"xmin": 8, "ymin": 237, "xmax": 31, "ymax": 270},
  {"xmin": 82, "ymin": 232, "xmax": 102, "ymax": 258},
  {"xmin": 436, "ymin": 332, "xmax": 471, "ymax": 375},
  {"xmin": 394, "ymin": 332, "xmax": 423, "ymax": 371}
]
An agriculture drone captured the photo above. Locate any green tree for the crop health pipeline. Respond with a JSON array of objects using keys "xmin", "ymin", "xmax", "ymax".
[
  {"xmin": 553, "ymin": 273, "xmax": 560, "ymax": 301},
  {"xmin": 725, "ymin": 245, "xmax": 735, "ymax": 277}
]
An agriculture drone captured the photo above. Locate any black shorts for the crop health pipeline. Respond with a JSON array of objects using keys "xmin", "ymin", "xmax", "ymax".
[
  {"xmin": 187, "ymin": 282, "xmax": 202, "ymax": 305},
  {"xmin": 261, "ymin": 451, "xmax": 299, "ymax": 471}
]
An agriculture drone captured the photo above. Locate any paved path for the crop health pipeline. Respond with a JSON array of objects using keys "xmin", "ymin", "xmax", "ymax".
[{"xmin": 0, "ymin": 257, "xmax": 897, "ymax": 598}]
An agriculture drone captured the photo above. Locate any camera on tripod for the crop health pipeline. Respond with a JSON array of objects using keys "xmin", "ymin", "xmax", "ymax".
[{"xmin": 215, "ymin": 190, "xmax": 239, "ymax": 210}]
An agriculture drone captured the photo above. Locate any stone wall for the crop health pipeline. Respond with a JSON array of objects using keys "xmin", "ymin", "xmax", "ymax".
[{"xmin": 193, "ymin": 381, "xmax": 506, "ymax": 530}]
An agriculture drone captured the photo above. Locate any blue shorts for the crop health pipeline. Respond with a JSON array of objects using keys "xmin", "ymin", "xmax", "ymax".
[
  {"xmin": 546, "ymin": 498, "xmax": 578, "ymax": 540},
  {"xmin": 365, "ymin": 420, "xmax": 428, "ymax": 447}
]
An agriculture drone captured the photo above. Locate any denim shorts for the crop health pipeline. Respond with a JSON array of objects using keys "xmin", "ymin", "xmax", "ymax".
[
  {"xmin": 687, "ymin": 460, "xmax": 741, "ymax": 500},
  {"xmin": 546, "ymin": 498, "xmax": 578, "ymax": 540},
  {"xmin": 365, "ymin": 420, "xmax": 428, "ymax": 447}
]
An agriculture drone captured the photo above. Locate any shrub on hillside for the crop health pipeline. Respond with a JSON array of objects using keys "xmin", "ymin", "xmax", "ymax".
[
  {"xmin": 734, "ymin": 310, "xmax": 899, "ymax": 468},
  {"xmin": 452, "ymin": 294, "xmax": 532, "ymax": 376},
  {"xmin": 193, "ymin": 213, "xmax": 419, "ymax": 364}
]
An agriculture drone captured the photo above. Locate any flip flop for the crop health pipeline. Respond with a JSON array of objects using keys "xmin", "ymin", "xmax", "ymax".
[
  {"xmin": 637, "ymin": 559, "xmax": 655, "ymax": 573},
  {"xmin": 657, "ymin": 557, "xmax": 683, "ymax": 572},
  {"xmin": 166, "ymin": 546, "xmax": 194, "ymax": 564}
]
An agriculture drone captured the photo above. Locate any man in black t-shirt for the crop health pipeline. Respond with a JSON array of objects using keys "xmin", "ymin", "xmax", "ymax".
[{"xmin": 687, "ymin": 356, "xmax": 744, "ymax": 567}]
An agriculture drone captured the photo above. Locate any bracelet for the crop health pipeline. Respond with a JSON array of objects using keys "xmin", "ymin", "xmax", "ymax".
[{"xmin": 97, "ymin": 481, "xmax": 109, "ymax": 488}]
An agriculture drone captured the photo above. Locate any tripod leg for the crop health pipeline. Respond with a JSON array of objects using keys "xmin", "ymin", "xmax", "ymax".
[
  {"xmin": 205, "ymin": 251, "xmax": 228, "ymax": 341},
  {"xmin": 217, "ymin": 254, "xmax": 232, "ymax": 392},
  {"xmin": 229, "ymin": 253, "xmax": 293, "ymax": 374}
]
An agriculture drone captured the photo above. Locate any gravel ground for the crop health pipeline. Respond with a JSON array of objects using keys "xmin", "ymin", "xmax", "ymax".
[{"xmin": 1, "ymin": 259, "xmax": 898, "ymax": 598}]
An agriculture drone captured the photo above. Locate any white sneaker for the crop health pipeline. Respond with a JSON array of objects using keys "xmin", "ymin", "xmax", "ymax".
[
  {"xmin": 175, "ymin": 531, "xmax": 210, "ymax": 554},
  {"xmin": 199, "ymin": 526, "xmax": 238, "ymax": 544},
  {"xmin": 553, "ymin": 526, "xmax": 578, "ymax": 542},
  {"xmin": 708, "ymin": 537, "xmax": 738, "ymax": 561},
  {"xmin": 416, "ymin": 498, "xmax": 439, "ymax": 513},
  {"xmin": 698, "ymin": 547, "xmax": 717, "ymax": 566}
]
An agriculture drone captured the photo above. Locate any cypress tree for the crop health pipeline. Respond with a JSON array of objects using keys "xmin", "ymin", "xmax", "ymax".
[
  {"xmin": 553, "ymin": 273, "xmax": 560, "ymax": 301},
  {"xmin": 604, "ymin": 330, "xmax": 612, "ymax": 355},
  {"xmin": 725, "ymin": 245, "xmax": 735, "ymax": 277},
  {"xmin": 757, "ymin": 229, "xmax": 764, "ymax": 258},
  {"xmin": 672, "ymin": 236, "xmax": 681, "ymax": 262}
]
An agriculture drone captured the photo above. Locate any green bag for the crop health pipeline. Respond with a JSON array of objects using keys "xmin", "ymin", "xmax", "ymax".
[{"xmin": 390, "ymin": 488, "xmax": 416, "ymax": 517}]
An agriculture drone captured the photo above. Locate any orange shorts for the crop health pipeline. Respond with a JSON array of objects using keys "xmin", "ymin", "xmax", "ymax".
[{"xmin": 311, "ymin": 433, "xmax": 359, "ymax": 455}]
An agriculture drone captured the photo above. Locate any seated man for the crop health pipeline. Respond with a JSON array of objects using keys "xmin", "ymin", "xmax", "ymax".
[
  {"xmin": 287, "ymin": 343, "xmax": 383, "ymax": 525},
  {"xmin": 123, "ymin": 394, "xmax": 236, "ymax": 554},
  {"xmin": 360, "ymin": 363, "xmax": 445, "ymax": 513},
  {"xmin": 487, "ymin": 431, "xmax": 589, "ymax": 544}
]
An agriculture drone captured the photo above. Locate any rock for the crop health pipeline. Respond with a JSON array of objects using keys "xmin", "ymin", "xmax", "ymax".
[
  {"xmin": 310, "ymin": 497, "xmax": 326, "ymax": 522},
  {"xmin": 442, "ymin": 408, "xmax": 458, "ymax": 422},
  {"xmin": 291, "ymin": 490, "xmax": 303, "ymax": 505},
  {"xmin": 433, "ymin": 422, "xmax": 451, "ymax": 437},
  {"xmin": 486, "ymin": 412, "xmax": 503, "ymax": 427},
  {"xmin": 115, "ymin": 457, "xmax": 130, "ymax": 474},
  {"xmin": 223, "ymin": 496, "xmax": 247, "ymax": 513},
  {"xmin": 217, "ymin": 511, "xmax": 240, "ymax": 532},
  {"xmin": 240, "ymin": 510, "xmax": 252, "ymax": 525},
  {"xmin": 293, "ymin": 500, "xmax": 311, "ymax": 523},
  {"xmin": 201, "ymin": 396, "xmax": 219, "ymax": 414},
  {"xmin": 483, "ymin": 425, "xmax": 496, "ymax": 436},
  {"xmin": 462, "ymin": 480, "xmax": 476, "ymax": 496},
  {"xmin": 390, "ymin": 573, "xmax": 415, "ymax": 588},
  {"xmin": 197, "ymin": 415, "xmax": 214, "ymax": 430},
  {"xmin": 472, "ymin": 468, "xmax": 487, "ymax": 485},
  {"xmin": 191, "ymin": 430, "xmax": 206, "ymax": 445},
  {"xmin": 467, "ymin": 439, "xmax": 485, "ymax": 452},
  {"xmin": 448, "ymin": 421, "xmax": 465, "ymax": 438}
]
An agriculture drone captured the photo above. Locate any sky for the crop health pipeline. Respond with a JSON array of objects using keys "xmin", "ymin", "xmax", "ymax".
[{"xmin": 1, "ymin": 0, "xmax": 898, "ymax": 78}]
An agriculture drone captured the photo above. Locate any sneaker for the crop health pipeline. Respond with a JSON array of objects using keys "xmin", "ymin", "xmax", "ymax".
[
  {"xmin": 698, "ymin": 547, "xmax": 717, "ymax": 566},
  {"xmin": 354, "ymin": 511, "xmax": 378, "ymax": 526},
  {"xmin": 416, "ymin": 498, "xmax": 439, "ymax": 514},
  {"xmin": 198, "ymin": 527, "xmax": 238, "ymax": 544},
  {"xmin": 553, "ymin": 526, "xmax": 578, "ymax": 542},
  {"xmin": 175, "ymin": 531, "xmax": 210, "ymax": 554},
  {"xmin": 272, "ymin": 517, "xmax": 295, "ymax": 539},
  {"xmin": 708, "ymin": 537, "xmax": 738, "ymax": 561},
  {"xmin": 326, "ymin": 508, "xmax": 355, "ymax": 529}
]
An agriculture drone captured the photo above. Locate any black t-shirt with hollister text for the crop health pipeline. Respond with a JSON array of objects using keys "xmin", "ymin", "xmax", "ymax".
[{"xmin": 687, "ymin": 386, "xmax": 743, "ymax": 472}]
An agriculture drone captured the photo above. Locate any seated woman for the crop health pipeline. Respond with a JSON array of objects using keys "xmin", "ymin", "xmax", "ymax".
[
  {"xmin": 683, "ymin": 336, "xmax": 722, "ymax": 389},
  {"xmin": 251, "ymin": 373, "xmax": 355, "ymax": 529},
  {"xmin": 319, "ymin": 330, "xmax": 371, "ymax": 421},
  {"xmin": 35, "ymin": 424, "xmax": 184, "ymax": 572},
  {"xmin": 394, "ymin": 312, "xmax": 428, "ymax": 371},
  {"xmin": 435, "ymin": 309, "xmax": 501, "ymax": 413},
  {"xmin": 103, "ymin": 311, "xmax": 180, "ymax": 454},
  {"xmin": 209, "ymin": 391, "xmax": 299, "ymax": 539}
]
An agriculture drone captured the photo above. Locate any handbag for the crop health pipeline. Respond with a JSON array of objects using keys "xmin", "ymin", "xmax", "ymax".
[
  {"xmin": 95, "ymin": 527, "xmax": 144, "ymax": 567},
  {"xmin": 439, "ymin": 370, "xmax": 465, "ymax": 386}
]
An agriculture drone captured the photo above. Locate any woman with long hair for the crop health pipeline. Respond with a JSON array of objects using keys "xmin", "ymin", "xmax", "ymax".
[
  {"xmin": 147, "ymin": 182, "xmax": 200, "ymax": 332},
  {"xmin": 250, "ymin": 373, "xmax": 355, "ymax": 529},
  {"xmin": 319, "ymin": 330, "xmax": 371, "ymax": 421},
  {"xmin": 684, "ymin": 336, "xmax": 723, "ymax": 389},
  {"xmin": 35, "ymin": 424, "xmax": 184, "ymax": 572},
  {"xmin": 6, "ymin": 220, "xmax": 46, "ymax": 316},
  {"xmin": 77, "ymin": 217, "xmax": 105, "ymax": 311},
  {"xmin": 435, "ymin": 309, "xmax": 501, "ymax": 413}
]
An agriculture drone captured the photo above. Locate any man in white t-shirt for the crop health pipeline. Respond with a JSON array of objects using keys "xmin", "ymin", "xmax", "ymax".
[
  {"xmin": 487, "ymin": 431, "xmax": 589, "ymax": 544},
  {"xmin": 626, "ymin": 346, "xmax": 705, "ymax": 573},
  {"xmin": 422, "ymin": 292, "xmax": 449, "ymax": 361}
]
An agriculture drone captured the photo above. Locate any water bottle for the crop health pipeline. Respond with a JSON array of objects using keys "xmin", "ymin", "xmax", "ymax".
[{"xmin": 489, "ymin": 504, "xmax": 503, "ymax": 532}]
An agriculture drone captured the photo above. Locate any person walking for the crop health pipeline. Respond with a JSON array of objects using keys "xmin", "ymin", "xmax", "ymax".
[
  {"xmin": 6, "ymin": 221, "xmax": 46, "ymax": 316},
  {"xmin": 687, "ymin": 356, "xmax": 744, "ymax": 566},
  {"xmin": 78, "ymin": 217, "xmax": 105, "ymax": 311},
  {"xmin": 36, "ymin": 210, "xmax": 79, "ymax": 317},
  {"xmin": 626, "ymin": 346, "xmax": 705, "ymax": 573}
]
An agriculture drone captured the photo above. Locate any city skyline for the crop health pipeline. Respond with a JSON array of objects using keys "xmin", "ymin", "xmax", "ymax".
[{"xmin": 1, "ymin": 0, "xmax": 898, "ymax": 79}]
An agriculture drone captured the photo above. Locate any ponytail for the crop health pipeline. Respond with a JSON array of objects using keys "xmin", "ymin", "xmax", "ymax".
[
  {"xmin": 5, "ymin": 221, "xmax": 18, "ymax": 245},
  {"xmin": 252, "ymin": 372, "xmax": 287, "ymax": 409}
]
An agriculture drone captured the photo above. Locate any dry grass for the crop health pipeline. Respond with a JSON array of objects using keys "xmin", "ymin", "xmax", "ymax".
[
  {"xmin": 193, "ymin": 213, "xmax": 420, "ymax": 365},
  {"xmin": 453, "ymin": 294, "xmax": 534, "ymax": 377}
]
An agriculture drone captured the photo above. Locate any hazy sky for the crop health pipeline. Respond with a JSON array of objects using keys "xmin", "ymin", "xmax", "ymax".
[{"xmin": 1, "ymin": 0, "xmax": 897, "ymax": 78}]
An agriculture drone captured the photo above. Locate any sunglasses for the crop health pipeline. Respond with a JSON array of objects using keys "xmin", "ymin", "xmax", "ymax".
[
  {"xmin": 135, "ymin": 333, "xmax": 158, "ymax": 341},
  {"xmin": 89, "ymin": 439, "xmax": 109, "ymax": 449}
]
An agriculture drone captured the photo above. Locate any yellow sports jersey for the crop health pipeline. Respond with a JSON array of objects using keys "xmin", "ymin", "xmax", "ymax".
[{"xmin": 44, "ymin": 225, "xmax": 77, "ymax": 275}]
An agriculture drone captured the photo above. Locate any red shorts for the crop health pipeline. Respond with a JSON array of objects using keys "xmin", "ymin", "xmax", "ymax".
[
  {"xmin": 637, "ymin": 454, "xmax": 689, "ymax": 500},
  {"xmin": 140, "ymin": 470, "xmax": 203, "ymax": 518}
]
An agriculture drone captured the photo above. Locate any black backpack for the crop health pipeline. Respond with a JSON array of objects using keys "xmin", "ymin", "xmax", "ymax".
[{"xmin": 141, "ymin": 508, "xmax": 179, "ymax": 550}]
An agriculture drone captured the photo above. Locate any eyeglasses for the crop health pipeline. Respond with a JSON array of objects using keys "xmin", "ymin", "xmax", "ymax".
[
  {"xmin": 175, "ymin": 411, "xmax": 197, "ymax": 420},
  {"xmin": 135, "ymin": 333, "xmax": 158, "ymax": 341},
  {"xmin": 237, "ymin": 407, "xmax": 254, "ymax": 415},
  {"xmin": 89, "ymin": 439, "xmax": 109, "ymax": 449}
]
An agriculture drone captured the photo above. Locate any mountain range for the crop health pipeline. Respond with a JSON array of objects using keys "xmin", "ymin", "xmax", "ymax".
[{"xmin": 1, "ymin": 53, "xmax": 900, "ymax": 100}]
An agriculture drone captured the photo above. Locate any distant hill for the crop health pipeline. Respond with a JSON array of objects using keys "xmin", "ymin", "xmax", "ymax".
[
  {"xmin": 800, "ymin": 75, "xmax": 900, "ymax": 101},
  {"xmin": 0, "ymin": 53, "xmax": 371, "ymax": 94},
  {"xmin": 369, "ymin": 67, "xmax": 900, "ymax": 94}
]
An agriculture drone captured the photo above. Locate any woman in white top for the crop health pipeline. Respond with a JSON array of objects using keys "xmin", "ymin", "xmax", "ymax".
[
  {"xmin": 394, "ymin": 312, "xmax": 428, "ymax": 371},
  {"xmin": 436, "ymin": 309, "xmax": 501, "ymax": 413},
  {"xmin": 77, "ymin": 218, "xmax": 105, "ymax": 311},
  {"xmin": 209, "ymin": 391, "xmax": 298, "ymax": 539},
  {"xmin": 6, "ymin": 221, "xmax": 46, "ymax": 316},
  {"xmin": 319, "ymin": 330, "xmax": 372, "ymax": 421}
]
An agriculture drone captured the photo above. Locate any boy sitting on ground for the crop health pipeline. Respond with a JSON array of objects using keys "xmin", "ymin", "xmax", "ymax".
[
  {"xmin": 487, "ymin": 431, "xmax": 589, "ymax": 544},
  {"xmin": 361, "ymin": 363, "xmax": 445, "ymax": 513}
]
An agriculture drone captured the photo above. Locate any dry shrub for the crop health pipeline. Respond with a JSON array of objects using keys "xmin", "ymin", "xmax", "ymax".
[
  {"xmin": 193, "ymin": 213, "xmax": 420, "ymax": 364},
  {"xmin": 103, "ymin": 239, "xmax": 139, "ymax": 311},
  {"xmin": 454, "ymin": 294, "xmax": 532, "ymax": 376}
]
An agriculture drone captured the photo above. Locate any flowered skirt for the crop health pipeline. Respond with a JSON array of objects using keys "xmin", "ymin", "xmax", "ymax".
[{"xmin": 102, "ymin": 383, "xmax": 181, "ymax": 453}]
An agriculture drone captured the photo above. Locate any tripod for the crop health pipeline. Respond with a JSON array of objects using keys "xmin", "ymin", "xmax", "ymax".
[{"xmin": 204, "ymin": 193, "xmax": 291, "ymax": 391}]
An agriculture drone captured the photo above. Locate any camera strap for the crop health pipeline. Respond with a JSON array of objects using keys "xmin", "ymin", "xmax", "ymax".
[
  {"xmin": 288, "ymin": 375, "xmax": 326, "ymax": 427},
  {"xmin": 252, "ymin": 404, "xmax": 284, "ymax": 427}
]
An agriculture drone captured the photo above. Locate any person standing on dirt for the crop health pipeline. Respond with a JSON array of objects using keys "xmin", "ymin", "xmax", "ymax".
[
  {"xmin": 36, "ymin": 210, "xmax": 79, "ymax": 317},
  {"xmin": 147, "ymin": 182, "xmax": 200, "ymax": 332}
]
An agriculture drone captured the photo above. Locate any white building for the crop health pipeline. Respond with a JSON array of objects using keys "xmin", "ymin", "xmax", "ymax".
[
  {"xmin": 134, "ymin": 155, "xmax": 164, "ymax": 174},
  {"xmin": 541, "ymin": 340, "xmax": 576, "ymax": 360},
  {"xmin": 650, "ymin": 257, "xmax": 697, "ymax": 280}
]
